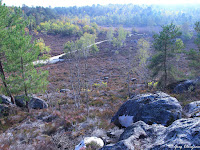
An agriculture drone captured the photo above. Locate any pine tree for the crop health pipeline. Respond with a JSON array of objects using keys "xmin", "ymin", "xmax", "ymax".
[
  {"xmin": 5, "ymin": 13, "xmax": 48, "ymax": 99},
  {"xmin": 148, "ymin": 23, "xmax": 182, "ymax": 88},
  {"xmin": 186, "ymin": 21, "xmax": 200, "ymax": 76},
  {"xmin": 194, "ymin": 21, "xmax": 200, "ymax": 51},
  {"xmin": 0, "ymin": 1, "xmax": 15, "ymax": 103},
  {"xmin": 0, "ymin": 4, "xmax": 49, "ymax": 105}
]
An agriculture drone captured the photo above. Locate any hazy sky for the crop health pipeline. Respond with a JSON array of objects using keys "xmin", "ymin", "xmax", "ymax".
[{"xmin": 2, "ymin": 0, "xmax": 200, "ymax": 7}]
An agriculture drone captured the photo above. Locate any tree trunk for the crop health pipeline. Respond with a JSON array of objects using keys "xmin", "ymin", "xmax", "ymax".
[
  {"xmin": 68, "ymin": 60, "xmax": 79, "ymax": 108},
  {"xmin": 21, "ymin": 57, "xmax": 29, "ymax": 108},
  {"xmin": 0, "ymin": 60, "xmax": 15, "ymax": 104},
  {"xmin": 164, "ymin": 44, "xmax": 167, "ymax": 88},
  {"xmin": 85, "ymin": 57, "xmax": 89, "ymax": 117},
  {"xmin": 21, "ymin": 57, "xmax": 28, "ymax": 96},
  {"xmin": 76, "ymin": 63, "xmax": 81, "ymax": 106}
]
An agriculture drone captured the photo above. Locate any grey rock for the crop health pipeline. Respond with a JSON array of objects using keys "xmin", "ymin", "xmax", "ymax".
[
  {"xmin": 156, "ymin": 118, "xmax": 200, "ymax": 149},
  {"xmin": 167, "ymin": 80, "xmax": 186, "ymax": 92},
  {"xmin": 107, "ymin": 128, "xmax": 124, "ymax": 139},
  {"xmin": 14, "ymin": 95, "xmax": 48, "ymax": 109},
  {"xmin": 184, "ymin": 101, "xmax": 200, "ymax": 117},
  {"xmin": 101, "ymin": 118, "xmax": 200, "ymax": 150},
  {"xmin": 131, "ymin": 78, "xmax": 137, "ymax": 82},
  {"xmin": 92, "ymin": 129, "xmax": 107, "ymax": 140},
  {"xmin": 0, "ymin": 104, "xmax": 10, "ymax": 117},
  {"xmin": 173, "ymin": 80, "xmax": 195, "ymax": 93},
  {"xmin": 14, "ymin": 95, "xmax": 28, "ymax": 107},
  {"xmin": 28, "ymin": 97, "xmax": 48, "ymax": 109},
  {"xmin": 100, "ymin": 141, "xmax": 129, "ymax": 150},
  {"xmin": 60, "ymin": 89, "xmax": 70, "ymax": 93},
  {"xmin": 104, "ymin": 77, "xmax": 109, "ymax": 80},
  {"xmin": 0, "ymin": 95, "xmax": 11, "ymax": 105},
  {"xmin": 106, "ymin": 127, "xmax": 124, "ymax": 144},
  {"xmin": 111, "ymin": 91, "xmax": 182, "ymax": 128},
  {"xmin": 173, "ymin": 76, "xmax": 200, "ymax": 93}
]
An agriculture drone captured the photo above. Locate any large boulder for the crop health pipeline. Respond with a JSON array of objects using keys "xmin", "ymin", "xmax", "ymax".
[
  {"xmin": 173, "ymin": 77, "xmax": 200, "ymax": 93},
  {"xmin": 111, "ymin": 91, "xmax": 182, "ymax": 128},
  {"xmin": 184, "ymin": 101, "xmax": 200, "ymax": 117},
  {"xmin": 14, "ymin": 95, "xmax": 48, "ymax": 109},
  {"xmin": 101, "ymin": 118, "xmax": 200, "ymax": 150},
  {"xmin": 0, "ymin": 95, "xmax": 11, "ymax": 105}
]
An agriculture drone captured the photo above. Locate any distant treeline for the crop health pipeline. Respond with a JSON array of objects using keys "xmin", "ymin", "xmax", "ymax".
[{"xmin": 22, "ymin": 4, "xmax": 200, "ymax": 28}]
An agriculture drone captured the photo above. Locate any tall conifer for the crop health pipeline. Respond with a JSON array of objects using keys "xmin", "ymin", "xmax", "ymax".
[
  {"xmin": 149, "ymin": 23, "xmax": 182, "ymax": 88},
  {"xmin": 0, "ymin": 2, "xmax": 49, "ymax": 105}
]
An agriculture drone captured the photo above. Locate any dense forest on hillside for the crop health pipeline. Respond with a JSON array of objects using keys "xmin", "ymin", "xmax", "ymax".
[{"xmin": 22, "ymin": 4, "xmax": 200, "ymax": 28}]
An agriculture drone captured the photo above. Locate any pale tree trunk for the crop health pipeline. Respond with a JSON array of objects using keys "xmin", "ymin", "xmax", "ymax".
[
  {"xmin": 67, "ymin": 50, "xmax": 80, "ymax": 108},
  {"xmin": 84, "ymin": 51, "xmax": 89, "ymax": 117}
]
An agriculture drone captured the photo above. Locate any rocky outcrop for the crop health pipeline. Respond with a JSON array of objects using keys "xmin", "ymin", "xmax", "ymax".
[
  {"xmin": 173, "ymin": 77, "xmax": 200, "ymax": 93},
  {"xmin": 0, "ymin": 95, "xmax": 11, "ymax": 105},
  {"xmin": 106, "ymin": 128, "xmax": 124, "ymax": 144},
  {"xmin": 111, "ymin": 91, "xmax": 182, "ymax": 128},
  {"xmin": 15, "ymin": 95, "xmax": 48, "ymax": 109},
  {"xmin": 184, "ymin": 101, "xmax": 200, "ymax": 117},
  {"xmin": 0, "ymin": 104, "xmax": 10, "ymax": 117},
  {"xmin": 101, "ymin": 118, "xmax": 200, "ymax": 150}
]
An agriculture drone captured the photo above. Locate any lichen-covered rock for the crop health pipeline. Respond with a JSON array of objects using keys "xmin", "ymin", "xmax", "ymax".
[
  {"xmin": 101, "ymin": 118, "xmax": 200, "ymax": 150},
  {"xmin": 0, "ymin": 95, "xmax": 11, "ymax": 105},
  {"xmin": 100, "ymin": 141, "xmax": 130, "ymax": 150},
  {"xmin": 173, "ymin": 80, "xmax": 195, "ymax": 93},
  {"xmin": 14, "ymin": 95, "xmax": 48, "ymax": 109},
  {"xmin": 111, "ymin": 91, "xmax": 182, "ymax": 128},
  {"xmin": 28, "ymin": 97, "xmax": 48, "ymax": 109},
  {"xmin": 184, "ymin": 101, "xmax": 200, "ymax": 117},
  {"xmin": 173, "ymin": 77, "xmax": 200, "ymax": 93},
  {"xmin": 107, "ymin": 128, "xmax": 124, "ymax": 140}
]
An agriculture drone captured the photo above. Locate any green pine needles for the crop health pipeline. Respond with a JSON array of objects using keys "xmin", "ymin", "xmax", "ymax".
[
  {"xmin": 0, "ymin": 2, "xmax": 48, "ymax": 104},
  {"xmin": 149, "ymin": 23, "xmax": 183, "ymax": 88}
]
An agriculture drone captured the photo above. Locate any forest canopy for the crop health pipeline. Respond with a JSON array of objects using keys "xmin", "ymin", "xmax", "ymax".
[{"xmin": 21, "ymin": 4, "xmax": 200, "ymax": 28}]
